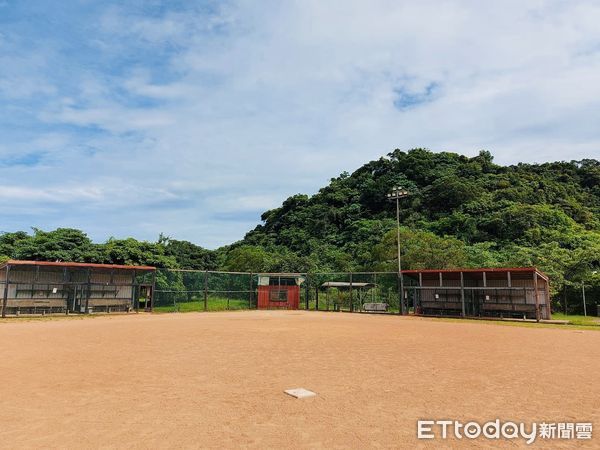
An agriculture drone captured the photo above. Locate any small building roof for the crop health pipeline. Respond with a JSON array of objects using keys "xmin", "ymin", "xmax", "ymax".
[
  {"xmin": 0, "ymin": 259, "xmax": 156, "ymax": 271},
  {"xmin": 401, "ymin": 267, "xmax": 548, "ymax": 281},
  {"xmin": 321, "ymin": 281, "xmax": 376, "ymax": 289}
]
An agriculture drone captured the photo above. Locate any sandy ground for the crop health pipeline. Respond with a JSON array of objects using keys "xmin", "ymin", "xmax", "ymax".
[{"xmin": 0, "ymin": 311, "xmax": 598, "ymax": 449}]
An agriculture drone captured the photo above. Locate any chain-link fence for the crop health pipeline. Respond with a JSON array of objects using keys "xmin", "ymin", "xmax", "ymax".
[
  {"xmin": 304, "ymin": 272, "xmax": 402, "ymax": 313},
  {"xmin": 153, "ymin": 270, "xmax": 255, "ymax": 312},
  {"xmin": 0, "ymin": 262, "xmax": 564, "ymax": 320},
  {"xmin": 153, "ymin": 270, "xmax": 404, "ymax": 315},
  {"xmin": 154, "ymin": 269, "xmax": 549, "ymax": 318}
]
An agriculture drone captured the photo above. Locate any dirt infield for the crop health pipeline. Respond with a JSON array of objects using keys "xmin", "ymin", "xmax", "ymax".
[{"xmin": 0, "ymin": 311, "xmax": 598, "ymax": 449}]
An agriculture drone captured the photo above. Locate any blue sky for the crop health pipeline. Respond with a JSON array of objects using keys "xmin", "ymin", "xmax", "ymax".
[{"xmin": 1, "ymin": 0, "xmax": 599, "ymax": 248}]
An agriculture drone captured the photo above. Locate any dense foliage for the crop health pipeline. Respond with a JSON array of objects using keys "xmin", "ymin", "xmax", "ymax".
[
  {"xmin": 1, "ymin": 149, "xmax": 598, "ymax": 310},
  {"xmin": 235, "ymin": 149, "xmax": 600, "ymax": 308}
]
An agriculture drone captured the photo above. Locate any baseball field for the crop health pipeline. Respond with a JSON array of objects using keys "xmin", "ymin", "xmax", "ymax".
[{"xmin": 0, "ymin": 311, "xmax": 597, "ymax": 448}]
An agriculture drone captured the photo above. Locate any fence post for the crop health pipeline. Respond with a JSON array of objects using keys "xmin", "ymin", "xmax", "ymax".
[
  {"xmin": 582, "ymin": 282, "xmax": 587, "ymax": 317},
  {"xmin": 460, "ymin": 271, "xmax": 466, "ymax": 317},
  {"xmin": 203, "ymin": 270, "xmax": 208, "ymax": 312},
  {"xmin": 417, "ymin": 272, "xmax": 423, "ymax": 315},
  {"xmin": 305, "ymin": 274, "xmax": 309, "ymax": 310},
  {"xmin": 87, "ymin": 268, "xmax": 93, "ymax": 313},
  {"xmin": 150, "ymin": 270, "xmax": 156, "ymax": 312},
  {"xmin": 315, "ymin": 278, "xmax": 319, "ymax": 311},
  {"xmin": 349, "ymin": 272, "xmax": 353, "ymax": 312},
  {"xmin": 533, "ymin": 272, "xmax": 540, "ymax": 322},
  {"xmin": 249, "ymin": 273, "xmax": 253, "ymax": 309}
]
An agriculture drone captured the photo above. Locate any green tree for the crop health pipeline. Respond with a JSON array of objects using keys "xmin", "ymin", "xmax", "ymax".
[
  {"xmin": 222, "ymin": 246, "xmax": 272, "ymax": 272},
  {"xmin": 371, "ymin": 228, "xmax": 468, "ymax": 271},
  {"xmin": 99, "ymin": 237, "xmax": 177, "ymax": 268},
  {"xmin": 160, "ymin": 236, "xmax": 217, "ymax": 270},
  {"xmin": 13, "ymin": 228, "xmax": 98, "ymax": 262}
]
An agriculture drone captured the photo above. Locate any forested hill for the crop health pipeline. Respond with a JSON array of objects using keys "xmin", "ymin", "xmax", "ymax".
[
  {"xmin": 1, "ymin": 149, "xmax": 599, "ymax": 299},
  {"xmin": 229, "ymin": 149, "xmax": 600, "ymax": 294}
]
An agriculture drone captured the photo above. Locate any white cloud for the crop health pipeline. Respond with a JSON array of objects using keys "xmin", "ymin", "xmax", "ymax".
[{"xmin": 0, "ymin": 0, "xmax": 599, "ymax": 247}]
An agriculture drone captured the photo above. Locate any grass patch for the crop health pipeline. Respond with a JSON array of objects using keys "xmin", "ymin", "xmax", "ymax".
[
  {"xmin": 153, "ymin": 296, "xmax": 252, "ymax": 313},
  {"xmin": 551, "ymin": 312, "xmax": 600, "ymax": 327},
  {"xmin": 428, "ymin": 315, "xmax": 600, "ymax": 331}
]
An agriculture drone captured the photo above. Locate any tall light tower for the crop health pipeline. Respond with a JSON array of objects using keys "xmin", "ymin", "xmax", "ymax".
[{"xmin": 387, "ymin": 187, "xmax": 410, "ymax": 314}]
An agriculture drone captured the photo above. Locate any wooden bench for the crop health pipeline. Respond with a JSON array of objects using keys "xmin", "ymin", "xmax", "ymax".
[
  {"xmin": 362, "ymin": 302, "xmax": 388, "ymax": 312},
  {"xmin": 88, "ymin": 298, "xmax": 131, "ymax": 307},
  {"xmin": 6, "ymin": 299, "xmax": 67, "ymax": 308},
  {"xmin": 420, "ymin": 301, "xmax": 462, "ymax": 316},
  {"xmin": 481, "ymin": 303, "xmax": 536, "ymax": 312}
]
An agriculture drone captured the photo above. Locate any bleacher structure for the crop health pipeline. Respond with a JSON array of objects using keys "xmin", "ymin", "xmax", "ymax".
[
  {"xmin": 403, "ymin": 268, "xmax": 551, "ymax": 320},
  {"xmin": 0, "ymin": 260, "xmax": 155, "ymax": 316}
]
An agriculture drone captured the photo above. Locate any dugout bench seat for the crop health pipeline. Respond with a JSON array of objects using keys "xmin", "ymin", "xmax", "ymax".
[{"xmin": 362, "ymin": 302, "xmax": 388, "ymax": 312}]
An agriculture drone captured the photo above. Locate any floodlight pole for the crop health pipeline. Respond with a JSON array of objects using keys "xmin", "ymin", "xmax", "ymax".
[
  {"xmin": 387, "ymin": 187, "xmax": 410, "ymax": 315},
  {"xmin": 395, "ymin": 195, "xmax": 403, "ymax": 315}
]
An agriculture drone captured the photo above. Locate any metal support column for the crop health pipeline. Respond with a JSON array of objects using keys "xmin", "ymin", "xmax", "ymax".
[
  {"xmin": 395, "ymin": 196, "xmax": 406, "ymax": 315},
  {"xmin": 482, "ymin": 271, "xmax": 487, "ymax": 318},
  {"xmin": 131, "ymin": 269, "xmax": 138, "ymax": 313},
  {"xmin": 86, "ymin": 268, "xmax": 92, "ymax": 313},
  {"xmin": 204, "ymin": 270, "xmax": 208, "ymax": 311},
  {"xmin": 545, "ymin": 279, "xmax": 552, "ymax": 319},
  {"xmin": 533, "ymin": 272, "xmax": 540, "ymax": 322},
  {"xmin": 397, "ymin": 273, "xmax": 402, "ymax": 315},
  {"xmin": 349, "ymin": 272, "xmax": 353, "ymax": 312},
  {"xmin": 150, "ymin": 270, "xmax": 156, "ymax": 311},
  {"xmin": 460, "ymin": 271, "xmax": 466, "ymax": 317},
  {"xmin": 249, "ymin": 273, "xmax": 253, "ymax": 309},
  {"xmin": 387, "ymin": 187, "xmax": 409, "ymax": 314},
  {"xmin": 417, "ymin": 272, "xmax": 423, "ymax": 315},
  {"xmin": 1, "ymin": 265, "xmax": 10, "ymax": 318},
  {"xmin": 305, "ymin": 275, "xmax": 309, "ymax": 310}
]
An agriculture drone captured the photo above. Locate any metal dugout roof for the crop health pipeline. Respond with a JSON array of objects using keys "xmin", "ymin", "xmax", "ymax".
[
  {"xmin": 0, "ymin": 260, "xmax": 156, "ymax": 271},
  {"xmin": 401, "ymin": 267, "xmax": 548, "ymax": 282}
]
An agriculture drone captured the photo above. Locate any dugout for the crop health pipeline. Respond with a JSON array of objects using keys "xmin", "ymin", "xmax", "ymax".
[
  {"xmin": 257, "ymin": 275, "xmax": 305, "ymax": 309},
  {"xmin": 0, "ymin": 260, "xmax": 156, "ymax": 317},
  {"xmin": 402, "ymin": 267, "xmax": 551, "ymax": 320}
]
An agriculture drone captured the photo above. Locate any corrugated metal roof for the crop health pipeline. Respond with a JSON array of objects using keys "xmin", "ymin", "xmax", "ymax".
[
  {"xmin": 401, "ymin": 267, "xmax": 548, "ymax": 281},
  {"xmin": 0, "ymin": 260, "xmax": 156, "ymax": 271},
  {"xmin": 321, "ymin": 281, "xmax": 376, "ymax": 289}
]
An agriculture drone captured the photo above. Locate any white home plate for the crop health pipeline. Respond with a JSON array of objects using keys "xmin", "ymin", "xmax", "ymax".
[{"xmin": 284, "ymin": 388, "xmax": 316, "ymax": 399}]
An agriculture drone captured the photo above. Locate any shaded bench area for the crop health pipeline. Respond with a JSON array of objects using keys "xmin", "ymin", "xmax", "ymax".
[
  {"xmin": 318, "ymin": 281, "xmax": 377, "ymax": 312},
  {"xmin": 1, "ymin": 260, "xmax": 156, "ymax": 317},
  {"xmin": 402, "ymin": 268, "xmax": 551, "ymax": 321}
]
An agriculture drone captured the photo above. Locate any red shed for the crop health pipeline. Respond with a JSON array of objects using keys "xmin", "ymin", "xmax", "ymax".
[{"xmin": 257, "ymin": 275, "xmax": 304, "ymax": 309}]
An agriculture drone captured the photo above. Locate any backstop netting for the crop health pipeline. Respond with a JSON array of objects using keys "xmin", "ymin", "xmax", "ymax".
[
  {"xmin": 305, "ymin": 272, "xmax": 402, "ymax": 313},
  {"xmin": 153, "ymin": 270, "xmax": 255, "ymax": 312},
  {"xmin": 152, "ymin": 269, "xmax": 403, "ymax": 315}
]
